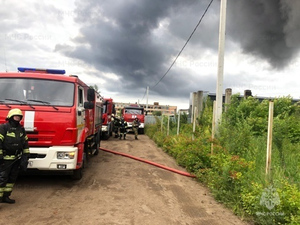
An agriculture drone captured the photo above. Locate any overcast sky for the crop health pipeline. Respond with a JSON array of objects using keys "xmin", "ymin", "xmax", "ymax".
[{"xmin": 1, "ymin": 0, "xmax": 300, "ymax": 109}]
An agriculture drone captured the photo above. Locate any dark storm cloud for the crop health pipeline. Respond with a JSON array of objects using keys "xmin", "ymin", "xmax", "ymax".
[
  {"xmin": 56, "ymin": 0, "xmax": 300, "ymax": 99},
  {"xmin": 55, "ymin": 0, "xmax": 217, "ymax": 97},
  {"xmin": 226, "ymin": 0, "xmax": 300, "ymax": 69}
]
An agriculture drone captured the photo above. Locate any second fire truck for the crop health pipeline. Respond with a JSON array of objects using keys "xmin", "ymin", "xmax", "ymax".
[
  {"xmin": 121, "ymin": 104, "xmax": 145, "ymax": 134},
  {"xmin": 101, "ymin": 98, "xmax": 115, "ymax": 139}
]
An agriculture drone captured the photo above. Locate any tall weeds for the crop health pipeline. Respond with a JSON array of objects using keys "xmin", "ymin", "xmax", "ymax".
[{"xmin": 145, "ymin": 95, "xmax": 300, "ymax": 225}]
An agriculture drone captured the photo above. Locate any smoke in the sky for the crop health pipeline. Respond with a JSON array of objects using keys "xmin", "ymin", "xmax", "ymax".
[
  {"xmin": 55, "ymin": 0, "xmax": 300, "ymax": 97},
  {"xmin": 227, "ymin": 0, "xmax": 300, "ymax": 69}
]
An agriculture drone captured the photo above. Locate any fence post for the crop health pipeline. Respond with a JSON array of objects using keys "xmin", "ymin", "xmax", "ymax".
[
  {"xmin": 161, "ymin": 115, "xmax": 163, "ymax": 132},
  {"xmin": 266, "ymin": 101, "xmax": 274, "ymax": 175},
  {"xmin": 167, "ymin": 115, "xmax": 170, "ymax": 136},
  {"xmin": 225, "ymin": 88, "xmax": 232, "ymax": 112},
  {"xmin": 211, "ymin": 101, "xmax": 216, "ymax": 154},
  {"xmin": 191, "ymin": 92, "xmax": 197, "ymax": 124},
  {"xmin": 197, "ymin": 90, "xmax": 203, "ymax": 117},
  {"xmin": 177, "ymin": 111, "xmax": 181, "ymax": 135},
  {"xmin": 192, "ymin": 107, "xmax": 197, "ymax": 140}
]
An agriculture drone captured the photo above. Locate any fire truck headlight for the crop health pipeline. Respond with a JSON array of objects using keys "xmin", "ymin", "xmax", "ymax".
[{"xmin": 57, "ymin": 151, "xmax": 75, "ymax": 159}]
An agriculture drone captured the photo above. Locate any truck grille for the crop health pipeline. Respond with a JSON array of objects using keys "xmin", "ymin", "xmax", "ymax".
[
  {"xmin": 29, "ymin": 153, "xmax": 46, "ymax": 159},
  {"xmin": 27, "ymin": 131, "xmax": 55, "ymax": 143}
]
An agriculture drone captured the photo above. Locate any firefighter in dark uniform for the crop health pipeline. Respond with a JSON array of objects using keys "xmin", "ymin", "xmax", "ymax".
[
  {"xmin": 112, "ymin": 115, "xmax": 120, "ymax": 138},
  {"xmin": 0, "ymin": 108, "xmax": 30, "ymax": 204},
  {"xmin": 119, "ymin": 118, "xmax": 128, "ymax": 140},
  {"xmin": 132, "ymin": 117, "xmax": 140, "ymax": 140}
]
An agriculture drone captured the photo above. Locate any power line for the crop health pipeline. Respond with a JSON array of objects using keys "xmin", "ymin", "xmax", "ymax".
[
  {"xmin": 152, "ymin": 0, "xmax": 214, "ymax": 88},
  {"xmin": 141, "ymin": 87, "xmax": 147, "ymax": 102}
]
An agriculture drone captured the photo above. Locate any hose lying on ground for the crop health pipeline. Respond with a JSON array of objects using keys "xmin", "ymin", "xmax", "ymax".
[{"xmin": 99, "ymin": 147, "xmax": 196, "ymax": 178}]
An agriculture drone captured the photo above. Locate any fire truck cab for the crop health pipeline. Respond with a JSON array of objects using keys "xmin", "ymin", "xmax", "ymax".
[
  {"xmin": 0, "ymin": 67, "xmax": 103, "ymax": 179},
  {"xmin": 101, "ymin": 98, "xmax": 116, "ymax": 140},
  {"xmin": 121, "ymin": 104, "xmax": 145, "ymax": 134}
]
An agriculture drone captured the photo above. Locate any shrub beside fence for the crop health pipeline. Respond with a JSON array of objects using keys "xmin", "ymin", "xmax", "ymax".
[{"xmin": 145, "ymin": 95, "xmax": 300, "ymax": 225}]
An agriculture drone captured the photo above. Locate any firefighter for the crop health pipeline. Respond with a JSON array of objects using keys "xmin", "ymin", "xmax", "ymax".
[
  {"xmin": 132, "ymin": 117, "xmax": 140, "ymax": 140},
  {"xmin": 0, "ymin": 108, "xmax": 30, "ymax": 204},
  {"xmin": 119, "ymin": 118, "xmax": 128, "ymax": 140},
  {"xmin": 112, "ymin": 115, "xmax": 120, "ymax": 138}
]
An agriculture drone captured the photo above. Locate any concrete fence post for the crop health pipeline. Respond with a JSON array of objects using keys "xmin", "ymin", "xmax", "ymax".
[
  {"xmin": 177, "ymin": 111, "xmax": 181, "ymax": 135},
  {"xmin": 167, "ymin": 115, "xmax": 170, "ymax": 136},
  {"xmin": 197, "ymin": 91, "xmax": 203, "ymax": 118},
  {"xmin": 266, "ymin": 101, "xmax": 274, "ymax": 175},
  {"xmin": 225, "ymin": 88, "xmax": 232, "ymax": 112}
]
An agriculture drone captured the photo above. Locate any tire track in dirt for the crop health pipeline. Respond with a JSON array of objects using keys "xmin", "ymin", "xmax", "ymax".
[{"xmin": 0, "ymin": 134, "xmax": 251, "ymax": 225}]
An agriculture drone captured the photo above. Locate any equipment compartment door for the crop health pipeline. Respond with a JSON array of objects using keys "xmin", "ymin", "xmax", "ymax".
[{"xmin": 77, "ymin": 86, "xmax": 85, "ymax": 139}]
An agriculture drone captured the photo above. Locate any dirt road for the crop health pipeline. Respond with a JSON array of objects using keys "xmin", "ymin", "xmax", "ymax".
[{"xmin": 0, "ymin": 134, "xmax": 250, "ymax": 225}]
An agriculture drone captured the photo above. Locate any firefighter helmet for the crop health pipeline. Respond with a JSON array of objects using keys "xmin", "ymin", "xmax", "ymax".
[{"xmin": 7, "ymin": 108, "xmax": 23, "ymax": 120}]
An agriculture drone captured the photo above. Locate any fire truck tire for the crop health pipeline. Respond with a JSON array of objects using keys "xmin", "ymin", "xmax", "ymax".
[
  {"xmin": 72, "ymin": 168, "xmax": 83, "ymax": 180},
  {"xmin": 71, "ymin": 152, "xmax": 86, "ymax": 180},
  {"xmin": 138, "ymin": 128, "xmax": 144, "ymax": 134},
  {"xmin": 102, "ymin": 132, "xmax": 109, "ymax": 140},
  {"xmin": 94, "ymin": 132, "xmax": 101, "ymax": 156}
]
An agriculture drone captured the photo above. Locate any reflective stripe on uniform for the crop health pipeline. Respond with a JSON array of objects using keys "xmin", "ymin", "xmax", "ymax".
[
  {"xmin": 0, "ymin": 187, "xmax": 4, "ymax": 197},
  {"xmin": 4, "ymin": 183, "xmax": 14, "ymax": 192},
  {"xmin": 6, "ymin": 183, "xmax": 14, "ymax": 188},
  {"xmin": 25, "ymin": 135, "xmax": 28, "ymax": 141},
  {"xmin": 0, "ymin": 149, "xmax": 3, "ymax": 155},
  {"xmin": 6, "ymin": 132, "xmax": 16, "ymax": 138},
  {"xmin": 3, "ymin": 154, "xmax": 21, "ymax": 160},
  {"xmin": 3, "ymin": 187, "xmax": 12, "ymax": 192},
  {"xmin": 0, "ymin": 134, "xmax": 4, "ymax": 141},
  {"xmin": 23, "ymin": 148, "xmax": 30, "ymax": 154}
]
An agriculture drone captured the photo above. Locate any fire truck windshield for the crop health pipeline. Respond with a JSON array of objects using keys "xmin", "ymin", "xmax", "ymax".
[
  {"xmin": 124, "ymin": 108, "xmax": 143, "ymax": 115},
  {"xmin": 0, "ymin": 78, "xmax": 74, "ymax": 107}
]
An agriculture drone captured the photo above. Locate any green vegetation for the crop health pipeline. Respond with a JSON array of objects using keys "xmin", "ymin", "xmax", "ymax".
[{"xmin": 145, "ymin": 95, "xmax": 300, "ymax": 225}]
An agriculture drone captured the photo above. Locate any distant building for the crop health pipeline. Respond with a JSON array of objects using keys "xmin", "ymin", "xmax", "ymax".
[
  {"xmin": 178, "ymin": 109, "xmax": 189, "ymax": 114},
  {"xmin": 189, "ymin": 89, "xmax": 300, "ymax": 119},
  {"xmin": 114, "ymin": 102, "xmax": 177, "ymax": 115}
]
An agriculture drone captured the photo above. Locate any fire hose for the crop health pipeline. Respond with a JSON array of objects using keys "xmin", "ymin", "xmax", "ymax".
[{"xmin": 99, "ymin": 147, "xmax": 196, "ymax": 178}]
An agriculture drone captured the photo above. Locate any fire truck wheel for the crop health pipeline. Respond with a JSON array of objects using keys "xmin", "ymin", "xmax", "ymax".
[
  {"xmin": 71, "ymin": 152, "xmax": 86, "ymax": 180},
  {"xmin": 138, "ymin": 128, "xmax": 144, "ymax": 134},
  {"xmin": 102, "ymin": 131, "xmax": 109, "ymax": 140},
  {"xmin": 94, "ymin": 132, "xmax": 101, "ymax": 156},
  {"xmin": 72, "ymin": 168, "xmax": 83, "ymax": 180}
]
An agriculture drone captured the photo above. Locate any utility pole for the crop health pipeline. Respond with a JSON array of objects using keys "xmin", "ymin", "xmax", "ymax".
[
  {"xmin": 215, "ymin": 0, "xmax": 227, "ymax": 134},
  {"xmin": 146, "ymin": 86, "xmax": 149, "ymax": 114}
]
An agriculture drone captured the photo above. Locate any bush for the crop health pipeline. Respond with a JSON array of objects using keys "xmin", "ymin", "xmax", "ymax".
[{"xmin": 146, "ymin": 96, "xmax": 300, "ymax": 224}]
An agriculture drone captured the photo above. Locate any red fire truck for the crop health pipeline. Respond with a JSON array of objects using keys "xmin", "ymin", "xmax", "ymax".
[
  {"xmin": 121, "ymin": 104, "xmax": 145, "ymax": 134},
  {"xmin": 0, "ymin": 67, "xmax": 102, "ymax": 179},
  {"xmin": 101, "ymin": 98, "xmax": 115, "ymax": 139}
]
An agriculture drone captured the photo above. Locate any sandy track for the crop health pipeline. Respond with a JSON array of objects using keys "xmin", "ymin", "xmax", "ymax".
[{"xmin": 0, "ymin": 134, "xmax": 250, "ymax": 225}]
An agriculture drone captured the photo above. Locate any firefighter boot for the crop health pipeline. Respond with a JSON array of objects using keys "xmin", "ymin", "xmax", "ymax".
[
  {"xmin": 2, "ymin": 196, "xmax": 15, "ymax": 204},
  {"xmin": 135, "ymin": 136, "xmax": 138, "ymax": 140},
  {"xmin": 119, "ymin": 134, "xmax": 122, "ymax": 140},
  {"xmin": 124, "ymin": 134, "xmax": 126, "ymax": 140}
]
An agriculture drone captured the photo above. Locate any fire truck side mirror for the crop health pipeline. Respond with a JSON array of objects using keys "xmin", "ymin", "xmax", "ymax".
[
  {"xmin": 87, "ymin": 88, "xmax": 95, "ymax": 101},
  {"xmin": 84, "ymin": 101, "xmax": 94, "ymax": 109}
]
